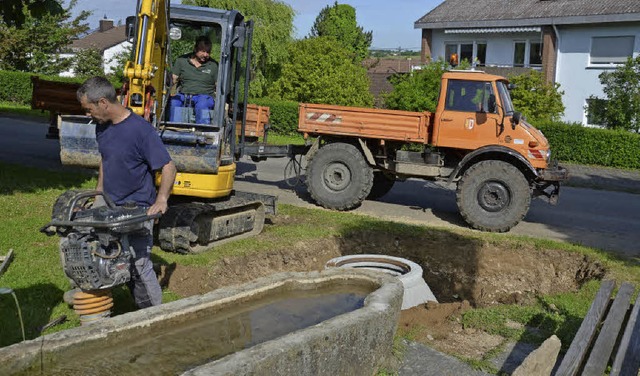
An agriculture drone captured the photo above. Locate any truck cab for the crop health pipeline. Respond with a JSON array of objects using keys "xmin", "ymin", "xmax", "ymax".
[{"xmin": 434, "ymin": 71, "xmax": 551, "ymax": 170}]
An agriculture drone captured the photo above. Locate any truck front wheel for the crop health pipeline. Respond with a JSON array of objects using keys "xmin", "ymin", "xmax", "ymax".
[
  {"xmin": 456, "ymin": 160, "xmax": 531, "ymax": 232},
  {"xmin": 307, "ymin": 143, "xmax": 373, "ymax": 210}
]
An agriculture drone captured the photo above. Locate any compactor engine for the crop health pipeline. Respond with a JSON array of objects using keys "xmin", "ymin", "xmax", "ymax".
[{"xmin": 41, "ymin": 190, "xmax": 157, "ymax": 291}]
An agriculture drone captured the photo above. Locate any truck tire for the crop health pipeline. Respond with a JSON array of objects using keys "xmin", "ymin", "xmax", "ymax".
[
  {"xmin": 367, "ymin": 171, "xmax": 395, "ymax": 200},
  {"xmin": 456, "ymin": 160, "xmax": 531, "ymax": 232},
  {"xmin": 307, "ymin": 142, "xmax": 373, "ymax": 210}
]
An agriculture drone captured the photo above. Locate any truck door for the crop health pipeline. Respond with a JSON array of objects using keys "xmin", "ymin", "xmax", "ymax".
[{"xmin": 434, "ymin": 79, "xmax": 501, "ymax": 150}]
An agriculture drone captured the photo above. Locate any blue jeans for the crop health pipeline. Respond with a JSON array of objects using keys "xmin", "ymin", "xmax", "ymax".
[{"xmin": 169, "ymin": 93, "xmax": 214, "ymax": 124}]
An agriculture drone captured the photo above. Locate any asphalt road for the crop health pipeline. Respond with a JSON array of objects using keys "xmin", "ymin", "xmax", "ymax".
[{"xmin": 2, "ymin": 116, "xmax": 639, "ymax": 258}]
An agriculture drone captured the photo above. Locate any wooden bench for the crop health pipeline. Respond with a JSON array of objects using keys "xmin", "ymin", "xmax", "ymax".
[{"xmin": 555, "ymin": 280, "xmax": 640, "ymax": 376}]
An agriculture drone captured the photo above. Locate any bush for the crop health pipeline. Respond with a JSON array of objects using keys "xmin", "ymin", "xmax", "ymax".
[
  {"xmin": 249, "ymin": 97, "xmax": 299, "ymax": 135},
  {"xmin": 383, "ymin": 59, "xmax": 472, "ymax": 112},
  {"xmin": 536, "ymin": 121, "xmax": 640, "ymax": 169},
  {"xmin": 268, "ymin": 37, "xmax": 373, "ymax": 107},
  {"xmin": 0, "ymin": 71, "xmax": 34, "ymax": 104},
  {"xmin": 508, "ymin": 70, "xmax": 565, "ymax": 123},
  {"xmin": 589, "ymin": 55, "xmax": 640, "ymax": 132},
  {"xmin": 0, "ymin": 69, "xmax": 126, "ymax": 107},
  {"xmin": 0, "ymin": 70, "xmax": 83, "ymax": 105}
]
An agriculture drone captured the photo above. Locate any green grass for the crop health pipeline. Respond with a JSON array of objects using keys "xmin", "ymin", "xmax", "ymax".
[
  {"xmin": 0, "ymin": 101, "xmax": 48, "ymax": 119},
  {"xmin": 264, "ymin": 132, "xmax": 306, "ymax": 145}
]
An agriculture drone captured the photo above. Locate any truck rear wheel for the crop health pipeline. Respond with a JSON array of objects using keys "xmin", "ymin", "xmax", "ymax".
[
  {"xmin": 367, "ymin": 171, "xmax": 395, "ymax": 200},
  {"xmin": 307, "ymin": 142, "xmax": 373, "ymax": 210},
  {"xmin": 456, "ymin": 160, "xmax": 531, "ymax": 232}
]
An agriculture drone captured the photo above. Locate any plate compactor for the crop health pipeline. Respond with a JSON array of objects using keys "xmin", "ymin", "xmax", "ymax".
[{"xmin": 41, "ymin": 190, "xmax": 159, "ymax": 323}]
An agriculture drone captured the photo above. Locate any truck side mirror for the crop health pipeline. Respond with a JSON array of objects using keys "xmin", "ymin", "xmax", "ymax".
[
  {"xmin": 125, "ymin": 16, "xmax": 136, "ymax": 43},
  {"xmin": 488, "ymin": 94, "xmax": 497, "ymax": 113},
  {"xmin": 511, "ymin": 111, "xmax": 522, "ymax": 129}
]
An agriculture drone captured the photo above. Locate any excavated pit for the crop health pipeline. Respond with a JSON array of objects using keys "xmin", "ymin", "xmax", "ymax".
[{"xmin": 164, "ymin": 227, "xmax": 606, "ymax": 308}]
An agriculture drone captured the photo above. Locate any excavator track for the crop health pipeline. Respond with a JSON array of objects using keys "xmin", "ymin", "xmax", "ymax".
[{"xmin": 157, "ymin": 191, "xmax": 276, "ymax": 254}]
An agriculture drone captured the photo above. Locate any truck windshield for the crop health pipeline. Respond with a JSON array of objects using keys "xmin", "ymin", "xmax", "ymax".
[{"xmin": 497, "ymin": 81, "xmax": 515, "ymax": 115}]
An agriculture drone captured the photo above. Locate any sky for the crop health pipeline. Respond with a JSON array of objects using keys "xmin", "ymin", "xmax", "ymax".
[{"xmin": 66, "ymin": 0, "xmax": 442, "ymax": 50}]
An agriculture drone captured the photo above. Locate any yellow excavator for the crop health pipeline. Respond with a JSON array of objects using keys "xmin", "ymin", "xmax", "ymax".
[{"xmin": 57, "ymin": 0, "xmax": 275, "ymax": 254}]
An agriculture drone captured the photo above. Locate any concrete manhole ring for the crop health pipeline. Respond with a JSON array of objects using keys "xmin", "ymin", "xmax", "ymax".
[{"xmin": 326, "ymin": 254, "xmax": 438, "ymax": 309}]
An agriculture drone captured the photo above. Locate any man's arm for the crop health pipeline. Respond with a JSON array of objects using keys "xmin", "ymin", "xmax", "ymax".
[
  {"xmin": 96, "ymin": 161, "xmax": 104, "ymax": 191},
  {"xmin": 147, "ymin": 160, "xmax": 177, "ymax": 216}
]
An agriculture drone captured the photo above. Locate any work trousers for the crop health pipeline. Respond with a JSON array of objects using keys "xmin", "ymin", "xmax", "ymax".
[
  {"xmin": 126, "ymin": 220, "xmax": 162, "ymax": 308},
  {"xmin": 169, "ymin": 93, "xmax": 214, "ymax": 124}
]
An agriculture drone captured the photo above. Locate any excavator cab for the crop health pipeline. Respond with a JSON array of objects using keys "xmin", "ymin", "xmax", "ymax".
[{"xmin": 122, "ymin": 3, "xmax": 253, "ymax": 198}]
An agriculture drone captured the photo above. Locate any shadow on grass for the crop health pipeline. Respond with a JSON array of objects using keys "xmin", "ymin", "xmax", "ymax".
[
  {"xmin": 0, "ymin": 162, "xmax": 94, "ymax": 196},
  {"xmin": 0, "ymin": 283, "xmax": 64, "ymax": 347}
]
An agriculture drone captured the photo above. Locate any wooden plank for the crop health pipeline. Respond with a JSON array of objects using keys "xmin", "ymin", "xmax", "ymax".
[
  {"xmin": 611, "ymin": 287, "xmax": 640, "ymax": 376},
  {"xmin": 555, "ymin": 280, "xmax": 615, "ymax": 376},
  {"xmin": 582, "ymin": 282, "xmax": 634, "ymax": 376},
  {"xmin": 0, "ymin": 249, "xmax": 14, "ymax": 277}
]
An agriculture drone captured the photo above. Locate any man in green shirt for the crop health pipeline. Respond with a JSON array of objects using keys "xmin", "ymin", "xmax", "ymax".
[{"xmin": 169, "ymin": 36, "xmax": 218, "ymax": 124}]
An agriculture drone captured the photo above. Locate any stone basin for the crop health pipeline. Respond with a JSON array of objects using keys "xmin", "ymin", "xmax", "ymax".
[{"xmin": 0, "ymin": 269, "xmax": 403, "ymax": 376}]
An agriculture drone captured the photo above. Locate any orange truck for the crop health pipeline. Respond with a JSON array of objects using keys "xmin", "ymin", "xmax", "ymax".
[{"xmin": 253, "ymin": 70, "xmax": 568, "ymax": 232}]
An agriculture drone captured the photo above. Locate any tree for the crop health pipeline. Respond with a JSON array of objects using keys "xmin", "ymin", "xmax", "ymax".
[
  {"xmin": 107, "ymin": 46, "xmax": 133, "ymax": 84},
  {"xmin": 269, "ymin": 37, "xmax": 373, "ymax": 107},
  {"xmin": 588, "ymin": 55, "xmax": 640, "ymax": 132},
  {"xmin": 508, "ymin": 70, "xmax": 564, "ymax": 123},
  {"xmin": 0, "ymin": 0, "xmax": 89, "ymax": 74},
  {"xmin": 185, "ymin": 0, "xmax": 295, "ymax": 97},
  {"xmin": 384, "ymin": 59, "xmax": 469, "ymax": 112},
  {"xmin": 73, "ymin": 48, "xmax": 104, "ymax": 78},
  {"xmin": 310, "ymin": 2, "xmax": 372, "ymax": 62},
  {"xmin": 0, "ymin": 0, "xmax": 64, "ymax": 27}
]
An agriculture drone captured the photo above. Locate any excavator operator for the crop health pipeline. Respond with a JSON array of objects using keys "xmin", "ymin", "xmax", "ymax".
[{"xmin": 169, "ymin": 35, "xmax": 218, "ymax": 124}]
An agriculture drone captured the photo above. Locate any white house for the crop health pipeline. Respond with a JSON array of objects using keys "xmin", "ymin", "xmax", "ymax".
[
  {"xmin": 61, "ymin": 18, "xmax": 132, "ymax": 77},
  {"xmin": 414, "ymin": 0, "xmax": 640, "ymax": 126}
]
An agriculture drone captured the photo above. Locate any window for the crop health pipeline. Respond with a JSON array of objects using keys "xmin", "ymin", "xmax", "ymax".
[
  {"xmin": 514, "ymin": 40, "xmax": 542, "ymax": 67},
  {"xmin": 446, "ymin": 80, "xmax": 494, "ymax": 113},
  {"xmin": 529, "ymin": 42, "xmax": 542, "ymax": 66},
  {"xmin": 590, "ymin": 36, "xmax": 635, "ymax": 65},
  {"xmin": 476, "ymin": 43, "xmax": 487, "ymax": 66},
  {"xmin": 445, "ymin": 41, "xmax": 487, "ymax": 66},
  {"xmin": 586, "ymin": 98, "xmax": 607, "ymax": 125}
]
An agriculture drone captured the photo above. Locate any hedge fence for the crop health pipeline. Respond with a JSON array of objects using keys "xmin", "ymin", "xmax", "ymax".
[
  {"xmin": 3, "ymin": 70, "xmax": 638, "ymax": 170},
  {"xmin": 0, "ymin": 70, "xmax": 83, "ymax": 105},
  {"xmin": 536, "ymin": 121, "xmax": 640, "ymax": 170}
]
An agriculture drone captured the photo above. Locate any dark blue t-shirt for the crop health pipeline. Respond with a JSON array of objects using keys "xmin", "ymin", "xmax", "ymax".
[{"xmin": 96, "ymin": 113, "xmax": 172, "ymax": 207}]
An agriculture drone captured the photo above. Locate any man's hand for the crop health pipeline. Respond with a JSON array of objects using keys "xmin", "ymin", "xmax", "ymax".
[
  {"xmin": 147, "ymin": 198, "xmax": 169, "ymax": 216},
  {"xmin": 148, "ymin": 161, "xmax": 177, "ymax": 217}
]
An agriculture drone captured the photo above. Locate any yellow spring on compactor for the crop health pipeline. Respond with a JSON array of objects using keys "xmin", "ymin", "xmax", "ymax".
[{"xmin": 72, "ymin": 290, "xmax": 113, "ymax": 324}]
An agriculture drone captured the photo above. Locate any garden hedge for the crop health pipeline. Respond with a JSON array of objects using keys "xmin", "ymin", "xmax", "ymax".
[
  {"xmin": 537, "ymin": 121, "xmax": 640, "ymax": 169},
  {"xmin": 249, "ymin": 97, "xmax": 299, "ymax": 135},
  {"xmin": 0, "ymin": 70, "xmax": 115, "ymax": 106}
]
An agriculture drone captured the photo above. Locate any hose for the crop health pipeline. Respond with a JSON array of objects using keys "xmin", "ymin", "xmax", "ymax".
[{"xmin": 284, "ymin": 154, "xmax": 305, "ymax": 188}]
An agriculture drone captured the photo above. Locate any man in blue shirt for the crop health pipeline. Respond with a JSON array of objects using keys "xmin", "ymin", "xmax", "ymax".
[{"xmin": 77, "ymin": 76, "xmax": 177, "ymax": 308}]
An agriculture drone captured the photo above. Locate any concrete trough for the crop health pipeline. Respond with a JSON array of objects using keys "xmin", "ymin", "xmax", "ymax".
[{"xmin": 0, "ymin": 269, "xmax": 403, "ymax": 376}]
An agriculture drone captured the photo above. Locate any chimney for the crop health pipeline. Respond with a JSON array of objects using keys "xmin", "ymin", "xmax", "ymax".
[{"xmin": 99, "ymin": 16, "xmax": 114, "ymax": 32}]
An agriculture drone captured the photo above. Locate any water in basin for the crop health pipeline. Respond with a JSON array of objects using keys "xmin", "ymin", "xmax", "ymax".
[{"xmin": 16, "ymin": 282, "xmax": 373, "ymax": 376}]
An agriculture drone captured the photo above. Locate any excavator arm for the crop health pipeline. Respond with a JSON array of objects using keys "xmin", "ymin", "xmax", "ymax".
[{"xmin": 123, "ymin": 0, "xmax": 169, "ymax": 122}]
